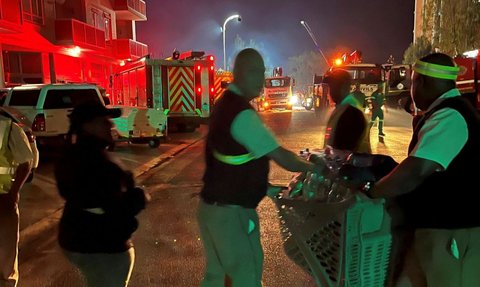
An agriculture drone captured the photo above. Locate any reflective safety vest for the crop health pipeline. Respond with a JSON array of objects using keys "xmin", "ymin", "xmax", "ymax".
[{"xmin": 0, "ymin": 117, "xmax": 15, "ymax": 194}]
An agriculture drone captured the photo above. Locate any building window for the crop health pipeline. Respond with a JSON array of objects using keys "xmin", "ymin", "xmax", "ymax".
[
  {"xmin": 22, "ymin": 0, "xmax": 44, "ymax": 25},
  {"xmin": 91, "ymin": 7, "xmax": 113, "ymax": 42}
]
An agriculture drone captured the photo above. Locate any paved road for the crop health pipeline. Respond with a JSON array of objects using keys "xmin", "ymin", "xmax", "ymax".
[{"xmin": 17, "ymin": 107, "xmax": 413, "ymax": 287}]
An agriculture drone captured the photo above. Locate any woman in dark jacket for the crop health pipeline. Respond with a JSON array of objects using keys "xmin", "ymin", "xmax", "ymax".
[{"xmin": 55, "ymin": 102, "xmax": 147, "ymax": 287}]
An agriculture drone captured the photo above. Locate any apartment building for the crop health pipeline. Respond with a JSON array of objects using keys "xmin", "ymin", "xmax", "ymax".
[{"xmin": 0, "ymin": 0, "xmax": 148, "ymax": 94}]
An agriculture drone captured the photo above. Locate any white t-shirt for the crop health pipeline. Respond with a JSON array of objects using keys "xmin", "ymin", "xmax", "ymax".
[{"xmin": 410, "ymin": 89, "xmax": 468, "ymax": 170}]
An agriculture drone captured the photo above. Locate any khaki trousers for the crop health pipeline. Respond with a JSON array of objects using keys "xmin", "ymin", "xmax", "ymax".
[
  {"xmin": 197, "ymin": 200, "xmax": 263, "ymax": 287},
  {"xmin": 397, "ymin": 227, "xmax": 480, "ymax": 287},
  {"xmin": 0, "ymin": 193, "xmax": 19, "ymax": 287}
]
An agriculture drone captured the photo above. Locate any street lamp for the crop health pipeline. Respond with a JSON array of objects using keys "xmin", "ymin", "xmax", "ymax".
[
  {"xmin": 222, "ymin": 14, "xmax": 242, "ymax": 71},
  {"xmin": 300, "ymin": 20, "xmax": 330, "ymax": 66}
]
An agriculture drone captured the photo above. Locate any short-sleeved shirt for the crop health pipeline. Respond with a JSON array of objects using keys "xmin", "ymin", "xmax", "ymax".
[
  {"xmin": 410, "ymin": 89, "xmax": 468, "ymax": 170},
  {"xmin": 8, "ymin": 122, "xmax": 34, "ymax": 166},
  {"xmin": 228, "ymin": 84, "xmax": 280, "ymax": 158}
]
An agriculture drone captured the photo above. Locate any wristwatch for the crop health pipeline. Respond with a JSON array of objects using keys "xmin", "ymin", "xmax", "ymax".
[{"xmin": 361, "ymin": 181, "xmax": 375, "ymax": 198}]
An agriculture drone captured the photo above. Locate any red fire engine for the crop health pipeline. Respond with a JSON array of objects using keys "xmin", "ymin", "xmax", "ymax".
[
  {"xmin": 454, "ymin": 49, "xmax": 480, "ymax": 110},
  {"xmin": 111, "ymin": 51, "xmax": 216, "ymax": 133}
]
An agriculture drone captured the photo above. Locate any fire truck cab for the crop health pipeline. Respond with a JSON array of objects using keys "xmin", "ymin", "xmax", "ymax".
[
  {"xmin": 263, "ymin": 67, "xmax": 295, "ymax": 110},
  {"xmin": 324, "ymin": 51, "xmax": 387, "ymax": 111}
]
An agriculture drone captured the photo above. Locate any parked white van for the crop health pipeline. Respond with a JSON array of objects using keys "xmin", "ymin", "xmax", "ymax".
[{"xmin": 3, "ymin": 84, "xmax": 106, "ymax": 146}]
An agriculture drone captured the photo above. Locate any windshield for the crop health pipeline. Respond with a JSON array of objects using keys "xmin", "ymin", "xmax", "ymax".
[
  {"xmin": 338, "ymin": 67, "xmax": 384, "ymax": 83},
  {"xmin": 265, "ymin": 77, "xmax": 291, "ymax": 88}
]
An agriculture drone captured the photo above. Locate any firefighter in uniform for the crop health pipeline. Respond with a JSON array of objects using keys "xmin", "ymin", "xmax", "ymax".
[
  {"xmin": 357, "ymin": 53, "xmax": 480, "ymax": 287},
  {"xmin": 323, "ymin": 69, "xmax": 371, "ymax": 153},
  {"xmin": 369, "ymin": 84, "xmax": 386, "ymax": 137},
  {"xmin": 0, "ymin": 115, "xmax": 33, "ymax": 287},
  {"xmin": 197, "ymin": 48, "xmax": 325, "ymax": 287}
]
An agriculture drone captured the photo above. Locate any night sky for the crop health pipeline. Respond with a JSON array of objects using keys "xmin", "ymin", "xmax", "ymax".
[{"xmin": 137, "ymin": 0, "xmax": 415, "ymax": 68}]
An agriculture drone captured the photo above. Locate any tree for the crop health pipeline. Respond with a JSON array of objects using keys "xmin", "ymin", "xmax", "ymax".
[
  {"xmin": 420, "ymin": 0, "xmax": 480, "ymax": 55},
  {"xmin": 403, "ymin": 36, "xmax": 434, "ymax": 64},
  {"xmin": 286, "ymin": 51, "xmax": 329, "ymax": 93},
  {"xmin": 227, "ymin": 34, "xmax": 272, "ymax": 73}
]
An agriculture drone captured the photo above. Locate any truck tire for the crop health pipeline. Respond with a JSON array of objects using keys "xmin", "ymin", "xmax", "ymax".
[{"xmin": 148, "ymin": 139, "xmax": 161, "ymax": 148}]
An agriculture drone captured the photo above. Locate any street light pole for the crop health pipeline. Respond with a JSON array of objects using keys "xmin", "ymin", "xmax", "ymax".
[
  {"xmin": 300, "ymin": 20, "xmax": 330, "ymax": 66},
  {"xmin": 222, "ymin": 14, "xmax": 241, "ymax": 71}
]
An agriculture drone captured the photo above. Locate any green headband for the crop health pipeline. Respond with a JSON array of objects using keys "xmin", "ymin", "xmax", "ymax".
[{"xmin": 413, "ymin": 60, "xmax": 460, "ymax": 80}]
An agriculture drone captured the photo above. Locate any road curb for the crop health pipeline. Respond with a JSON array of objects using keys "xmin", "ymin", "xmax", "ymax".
[{"xmin": 19, "ymin": 138, "xmax": 203, "ymax": 249}]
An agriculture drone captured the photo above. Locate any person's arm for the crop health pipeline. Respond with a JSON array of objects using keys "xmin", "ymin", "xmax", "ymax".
[
  {"xmin": 8, "ymin": 162, "xmax": 31, "ymax": 200},
  {"xmin": 267, "ymin": 146, "xmax": 324, "ymax": 173},
  {"xmin": 231, "ymin": 110, "xmax": 326, "ymax": 174},
  {"xmin": 368, "ymin": 156, "xmax": 440, "ymax": 198},
  {"xmin": 8, "ymin": 123, "xmax": 33, "ymax": 199},
  {"xmin": 369, "ymin": 108, "xmax": 467, "ymax": 198}
]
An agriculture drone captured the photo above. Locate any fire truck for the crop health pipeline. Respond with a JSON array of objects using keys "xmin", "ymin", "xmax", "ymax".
[
  {"xmin": 111, "ymin": 51, "xmax": 216, "ymax": 136},
  {"xmin": 262, "ymin": 67, "xmax": 295, "ymax": 110},
  {"xmin": 454, "ymin": 49, "xmax": 480, "ymax": 110},
  {"xmin": 307, "ymin": 74, "xmax": 330, "ymax": 112},
  {"xmin": 213, "ymin": 70, "xmax": 233, "ymax": 103},
  {"xmin": 326, "ymin": 51, "xmax": 387, "ymax": 110},
  {"xmin": 384, "ymin": 64, "xmax": 412, "ymax": 109}
]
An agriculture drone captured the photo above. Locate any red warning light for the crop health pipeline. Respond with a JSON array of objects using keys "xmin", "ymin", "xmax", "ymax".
[
  {"xmin": 196, "ymin": 65, "xmax": 201, "ymax": 71},
  {"xmin": 197, "ymin": 87, "xmax": 202, "ymax": 93},
  {"xmin": 334, "ymin": 58, "xmax": 343, "ymax": 66},
  {"xmin": 209, "ymin": 55, "xmax": 215, "ymax": 61},
  {"xmin": 210, "ymin": 66, "xmax": 214, "ymax": 71},
  {"xmin": 210, "ymin": 87, "xmax": 214, "ymax": 93}
]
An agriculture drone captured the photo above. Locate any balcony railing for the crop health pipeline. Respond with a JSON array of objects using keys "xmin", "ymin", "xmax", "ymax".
[
  {"xmin": 113, "ymin": 0, "xmax": 146, "ymax": 21},
  {"xmin": 55, "ymin": 19, "xmax": 106, "ymax": 50},
  {"xmin": 110, "ymin": 39, "xmax": 148, "ymax": 59},
  {"xmin": 0, "ymin": 0, "xmax": 22, "ymax": 33}
]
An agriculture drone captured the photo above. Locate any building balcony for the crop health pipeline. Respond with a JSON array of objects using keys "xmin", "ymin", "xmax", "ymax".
[
  {"xmin": 55, "ymin": 19, "xmax": 106, "ymax": 50},
  {"xmin": 0, "ymin": 0, "xmax": 22, "ymax": 34},
  {"xmin": 113, "ymin": 0, "xmax": 146, "ymax": 21},
  {"xmin": 110, "ymin": 38, "xmax": 148, "ymax": 59}
]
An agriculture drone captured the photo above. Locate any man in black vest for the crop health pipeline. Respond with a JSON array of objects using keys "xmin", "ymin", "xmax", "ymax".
[
  {"xmin": 358, "ymin": 53, "xmax": 480, "ymax": 287},
  {"xmin": 323, "ymin": 69, "xmax": 371, "ymax": 153},
  {"xmin": 197, "ymin": 48, "xmax": 325, "ymax": 287}
]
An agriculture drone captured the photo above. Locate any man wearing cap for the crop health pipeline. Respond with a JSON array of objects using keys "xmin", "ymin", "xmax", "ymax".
[
  {"xmin": 55, "ymin": 102, "xmax": 147, "ymax": 287},
  {"xmin": 0, "ymin": 115, "xmax": 33, "ymax": 287},
  {"xmin": 354, "ymin": 53, "xmax": 480, "ymax": 286}
]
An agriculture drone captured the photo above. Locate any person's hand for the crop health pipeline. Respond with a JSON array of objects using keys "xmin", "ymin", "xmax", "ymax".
[
  {"xmin": 267, "ymin": 184, "xmax": 284, "ymax": 198},
  {"xmin": 338, "ymin": 164, "xmax": 375, "ymax": 188}
]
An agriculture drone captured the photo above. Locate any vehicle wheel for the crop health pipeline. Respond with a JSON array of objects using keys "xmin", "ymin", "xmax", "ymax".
[{"xmin": 148, "ymin": 139, "xmax": 160, "ymax": 148}]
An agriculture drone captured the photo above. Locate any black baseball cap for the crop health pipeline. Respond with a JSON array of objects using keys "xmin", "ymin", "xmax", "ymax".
[{"xmin": 68, "ymin": 101, "xmax": 121, "ymax": 126}]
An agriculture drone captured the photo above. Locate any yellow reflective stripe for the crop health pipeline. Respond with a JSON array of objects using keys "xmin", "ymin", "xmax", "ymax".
[
  {"xmin": 413, "ymin": 60, "xmax": 460, "ymax": 80},
  {"xmin": 213, "ymin": 149, "xmax": 256, "ymax": 165},
  {"xmin": 83, "ymin": 208, "xmax": 105, "ymax": 215}
]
